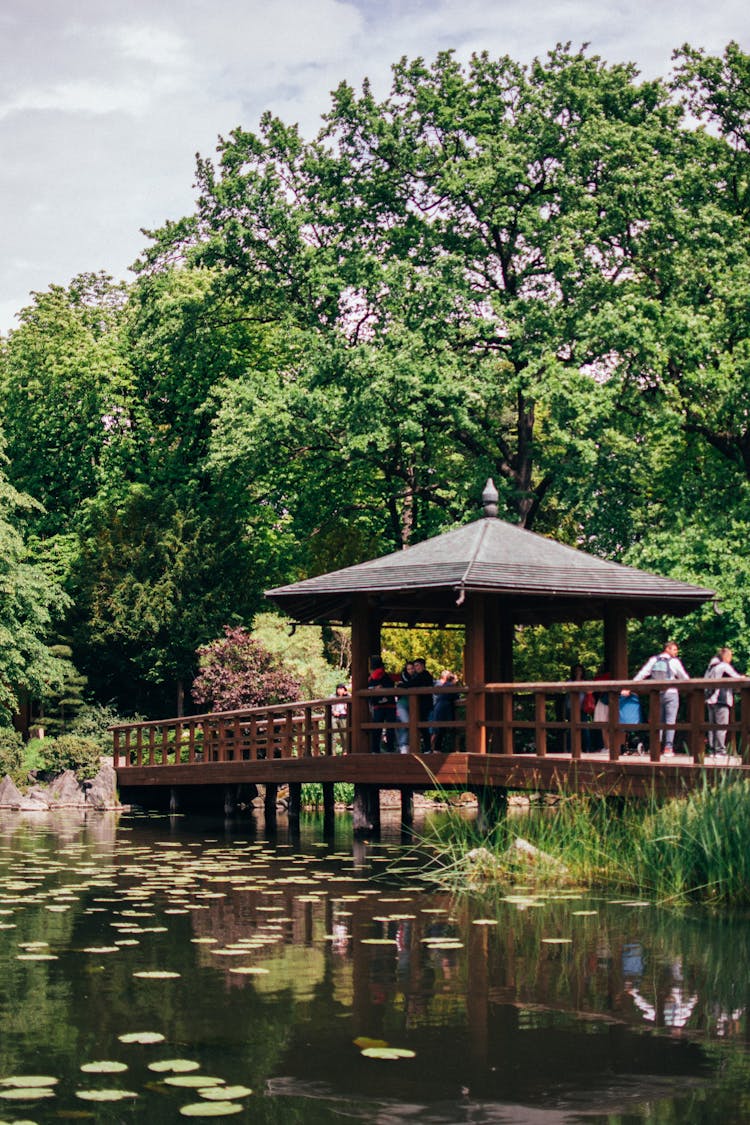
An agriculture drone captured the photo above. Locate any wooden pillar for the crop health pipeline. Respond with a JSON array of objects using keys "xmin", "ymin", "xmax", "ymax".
[
  {"xmin": 401, "ymin": 787, "xmax": 413, "ymax": 824},
  {"xmin": 350, "ymin": 594, "xmax": 380, "ymax": 754},
  {"xmin": 464, "ymin": 594, "xmax": 487, "ymax": 754},
  {"xmin": 466, "ymin": 596, "xmax": 514, "ymax": 754},
  {"xmin": 322, "ymin": 781, "xmax": 335, "ymax": 822},
  {"xmin": 604, "ymin": 608, "xmax": 629, "ymax": 678},
  {"xmin": 264, "ymin": 782, "xmax": 278, "ymax": 823},
  {"xmin": 353, "ymin": 784, "xmax": 380, "ymax": 834},
  {"xmin": 223, "ymin": 786, "xmax": 237, "ymax": 817},
  {"xmin": 288, "ymin": 781, "xmax": 301, "ymax": 822}
]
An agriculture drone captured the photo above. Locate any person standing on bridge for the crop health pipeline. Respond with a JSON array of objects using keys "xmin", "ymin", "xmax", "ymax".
[
  {"xmin": 704, "ymin": 647, "xmax": 744, "ymax": 756},
  {"xmin": 409, "ymin": 658, "xmax": 434, "ymax": 754},
  {"xmin": 368, "ymin": 657, "xmax": 396, "ymax": 753},
  {"xmin": 631, "ymin": 641, "xmax": 689, "ymax": 756}
]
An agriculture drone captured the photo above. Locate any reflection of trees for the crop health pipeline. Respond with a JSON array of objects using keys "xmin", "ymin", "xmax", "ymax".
[{"xmin": 1, "ymin": 813, "xmax": 750, "ymax": 1118}]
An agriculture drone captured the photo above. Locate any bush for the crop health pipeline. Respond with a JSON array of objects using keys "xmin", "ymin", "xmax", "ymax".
[
  {"xmin": 68, "ymin": 702, "xmax": 130, "ymax": 751},
  {"xmin": 0, "ymin": 727, "xmax": 24, "ymax": 777},
  {"xmin": 41, "ymin": 735, "xmax": 102, "ymax": 781}
]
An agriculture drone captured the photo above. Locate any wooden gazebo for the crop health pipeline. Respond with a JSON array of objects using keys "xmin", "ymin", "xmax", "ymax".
[
  {"xmin": 113, "ymin": 482, "xmax": 740, "ymax": 822},
  {"xmin": 266, "ymin": 481, "xmax": 714, "ymax": 756}
]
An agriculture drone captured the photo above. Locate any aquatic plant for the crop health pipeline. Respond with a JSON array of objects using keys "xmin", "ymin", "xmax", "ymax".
[{"xmin": 420, "ymin": 775, "xmax": 750, "ymax": 907}]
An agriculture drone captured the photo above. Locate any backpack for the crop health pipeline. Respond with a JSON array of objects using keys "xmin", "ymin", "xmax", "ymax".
[
  {"xmin": 649, "ymin": 655, "xmax": 672, "ymax": 680},
  {"xmin": 704, "ymin": 660, "xmax": 722, "ymax": 704}
]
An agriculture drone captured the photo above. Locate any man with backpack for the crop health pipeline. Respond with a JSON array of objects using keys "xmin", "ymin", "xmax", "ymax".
[
  {"xmin": 704, "ymin": 647, "xmax": 744, "ymax": 756},
  {"xmin": 632, "ymin": 641, "xmax": 689, "ymax": 756}
]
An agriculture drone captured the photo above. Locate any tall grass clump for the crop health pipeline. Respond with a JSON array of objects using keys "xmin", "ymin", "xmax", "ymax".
[
  {"xmin": 633, "ymin": 775, "xmax": 750, "ymax": 906},
  {"xmin": 420, "ymin": 777, "xmax": 750, "ymax": 907}
]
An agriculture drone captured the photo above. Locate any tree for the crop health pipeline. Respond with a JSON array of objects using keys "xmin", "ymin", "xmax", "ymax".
[
  {"xmin": 192, "ymin": 625, "xmax": 301, "ymax": 712},
  {"xmin": 142, "ymin": 45, "xmax": 682, "ymax": 546},
  {"xmin": 0, "ymin": 464, "xmax": 69, "ymax": 726},
  {"xmin": 0, "ymin": 273, "xmax": 131, "ymax": 536}
]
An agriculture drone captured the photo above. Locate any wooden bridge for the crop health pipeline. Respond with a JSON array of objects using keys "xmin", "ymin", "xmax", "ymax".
[
  {"xmin": 113, "ymin": 677, "xmax": 750, "ymax": 827},
  {"xmin": 114, "ymin": 483, "xmax": 738, "ymax": 826}
]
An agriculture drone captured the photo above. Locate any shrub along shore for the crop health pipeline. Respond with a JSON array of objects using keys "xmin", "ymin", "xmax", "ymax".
[{"xmin": 422, "ymin": 776, "xmax": 750, "ymax": 909}]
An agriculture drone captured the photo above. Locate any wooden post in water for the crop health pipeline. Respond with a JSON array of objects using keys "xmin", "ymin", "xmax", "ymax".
[
  {"xmin": 264, "ymin": 783, "xmax": 278, "ymax": 824},
  {"xmin": 353, "ymin": 785, "xmax": 380, "ymax": 834},
  {"xmin": 322, "ymin": 782, "xmax": 335, "ymax": 823},
  {"xmin": 401, "ymin": 786, "xmax": 414, "ymax": 824},
  {"xmin": 288, "ymin": 782, "xmax": 301, "ymax": 822}
]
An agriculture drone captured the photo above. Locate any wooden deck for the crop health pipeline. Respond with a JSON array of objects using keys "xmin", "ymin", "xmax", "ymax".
[{"xmin": 113, "ymin": 679, "xmax": 750, "ymax": 804}]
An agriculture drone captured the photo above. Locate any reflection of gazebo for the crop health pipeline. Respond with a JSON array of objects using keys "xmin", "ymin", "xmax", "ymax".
[{"xmin": 266, "ymin": 482, "xmax": 715, "ymax": 756}]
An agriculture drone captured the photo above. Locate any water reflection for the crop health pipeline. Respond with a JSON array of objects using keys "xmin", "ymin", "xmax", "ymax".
[{"xmin": 0, "ymin": 809, "xmax": 749, "ymax": 1122}]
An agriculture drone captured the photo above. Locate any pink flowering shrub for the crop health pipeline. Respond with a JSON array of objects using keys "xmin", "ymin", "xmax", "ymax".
[{"xmin": 191, "ymin": 625, "xmax": 301, "ymax": 713}]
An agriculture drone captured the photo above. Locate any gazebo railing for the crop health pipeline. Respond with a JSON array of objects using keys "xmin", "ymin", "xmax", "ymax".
[{"xmin": 111, "ymin": 679, "xmax": 749, "ymax": 767}]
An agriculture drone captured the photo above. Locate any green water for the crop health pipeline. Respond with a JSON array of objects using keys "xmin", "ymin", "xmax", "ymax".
[{"xmin": 0, "ymin": 809, "xmax": 749, "ymax": 1123}]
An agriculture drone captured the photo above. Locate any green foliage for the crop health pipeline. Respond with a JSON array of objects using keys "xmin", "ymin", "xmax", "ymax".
[
  {"xmin": 35, "ymin": 642, "xmax": 87, "ymax": 736},
  {"xmin": 0, "ymin": 273, "xmax": 131, "ymax": 536},
  {"xmin": 67, "ymin": 701, "xmax": 133, "ymax": 751},
  {"xmin": 0, "ymin": 728, "xmax": 23, "ymax": 776},
  {"xmin": 40, "ymin": 734, "xmax": 102, "ymax": 781},
  {"xmin": 380, "ymin": 627, "xmax": 464, "ymax": 679},
  {"xmin": 251, "ymin": 612, "xmax": 340, "ymax": 699},
  {"xmin": 299, "ymin": 782, "xmax": 354, "ymax": 807},
  {"xmin": 0, "ymin": 471, "xmax": 70, "ymax": 724},
  {"xmin": 2, "ymin": 42, "xmax": 750, "ymax": 719}
]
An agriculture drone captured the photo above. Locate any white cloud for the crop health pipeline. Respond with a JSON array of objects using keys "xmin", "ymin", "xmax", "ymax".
[{"xmin": 0, "ymin": 0, "xmax": 748, "ymax": 333}]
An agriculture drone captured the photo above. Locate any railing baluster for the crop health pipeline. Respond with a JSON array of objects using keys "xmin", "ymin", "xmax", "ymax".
[{"xmin": 534, "ymin": 692, "xmax": 547, "ymax": 756}]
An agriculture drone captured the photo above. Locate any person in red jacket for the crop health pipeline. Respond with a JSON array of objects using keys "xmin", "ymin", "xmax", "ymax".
[{"xmin": 367, "ymin": 657, "xmax": 396, "ymax": 753}]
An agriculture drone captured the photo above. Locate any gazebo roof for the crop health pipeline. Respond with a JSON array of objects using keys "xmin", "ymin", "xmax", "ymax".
[{"xmin": 266, "ymin": 510, "xmax": 714, "ymax": 627}]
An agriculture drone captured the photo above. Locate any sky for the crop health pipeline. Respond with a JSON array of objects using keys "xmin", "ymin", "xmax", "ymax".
[{"xmin": 1, "ymin": 0, "xmax": 748, "ymax": 335}]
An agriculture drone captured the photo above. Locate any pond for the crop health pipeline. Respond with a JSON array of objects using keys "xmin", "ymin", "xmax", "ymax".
[{"xmin": 0, "ymin": 808, "xmax": 749, "ymax": 1123}]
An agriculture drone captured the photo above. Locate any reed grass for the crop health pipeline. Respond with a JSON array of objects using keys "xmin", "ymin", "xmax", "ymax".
[{"xmin": 421, "ymin": 775, "xmax": 750, "ymax": 907}]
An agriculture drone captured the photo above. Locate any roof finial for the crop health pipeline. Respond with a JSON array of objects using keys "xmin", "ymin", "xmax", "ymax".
[{"xmin": 482, "ymin": 478, "xmax": 499, "ymax": 518}]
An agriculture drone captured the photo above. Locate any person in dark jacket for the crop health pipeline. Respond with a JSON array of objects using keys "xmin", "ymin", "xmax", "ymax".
[
  {"xmin": 368, "ymin": 657, "xmax": 396, "ymax": 753},
  {"xmin": 409, "ymin": 658, "xmax": 434, "ymax": 753}
]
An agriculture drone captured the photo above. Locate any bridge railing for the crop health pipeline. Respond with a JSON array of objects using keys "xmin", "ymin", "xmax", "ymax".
[{"xmin": 111, "ymin": 679, "xmax": 750, "ymax": 767}]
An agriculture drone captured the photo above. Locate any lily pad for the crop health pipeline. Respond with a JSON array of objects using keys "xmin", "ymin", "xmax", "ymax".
[
  {"xmin": 0, "ymin": 1085, "xmax": 56, "ymax": 1099},
  {"xmin": 353, "ymin": 1037, "xmax": 387, "ymax": 1049},
  {"xmin": 148, "ymin": 1060, "xmax": 202, "ymax": 1074},
  {"xmin": 361, "ymin": 1046, "xmax": 416, "ymax": 1060},
  {"xmin": 0, "ymin": 1076, "xmax": 59, "ymax": 1087},
  {"xmin": 118, "ymin": 1031, "xmax": 166, "ymax": 1044},
  {"xmin": 80, "ymin": 1061, "xmax": 128, "ymax": 1074},
  {"xmin": 180, "ymin": 1103, "xmax": 243, "ymax": 1117},
  {"xmin": 133, "ymin": 970, "xmax": 181, "ymax": 979},
  {"xmin": 541, "ymin": 938, "xmax": 572, "ymax": 945},
  {"xmin": 164, "ymin": 1076, "xmax": 225, "ymax": 1088},
  {"xmin": 75, "ymin": 1088, "xmax": 138, "ymax": 1101},
  {"xmin": 199, "ymin": 1086, "xmax": 253, "ymax": 1100}
]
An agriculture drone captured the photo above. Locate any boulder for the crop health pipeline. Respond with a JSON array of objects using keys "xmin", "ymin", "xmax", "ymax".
[
  {"xmin": 0, "ymin": 775, "xmax": 24, "ymax": 807},
  {"xmin": 22, "ymin": 787, "xmax": 51, "ymax": 811},
  {"xmin": 46, "ymin": 770, "xmax": 86, "ymax": 808},
  {"xmin": 507, "ymin": 836, "xmax": 569, "ymax": 876},
  {"xmin": 84, "ymin": 762, "xmax": 120, "ymax": 809}
]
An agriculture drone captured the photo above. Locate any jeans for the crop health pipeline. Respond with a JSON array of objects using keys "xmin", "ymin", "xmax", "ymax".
[
  {"xmin": 707, "ymin": 703, "xmax": 731, "ymax": 751},
  {"xmin": 659, "ymin": 690, "xmax": 679, "ymax": 750},
  {"xmin": 395, "ymin": 699, "xmax": 410, "ymax": 751}
]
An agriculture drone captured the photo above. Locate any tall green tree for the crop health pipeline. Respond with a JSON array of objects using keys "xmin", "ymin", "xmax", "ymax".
[
  {"xmin": 0, "ymin": 461, "xmax": 68, "ymax": 725},
  {"xmin": 143, "ymin": 46, "xmax": 683, "ymax": 545},
  {"xmin": 0, "ymin": 273, "xmax": 131, "ymax": 535}
]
